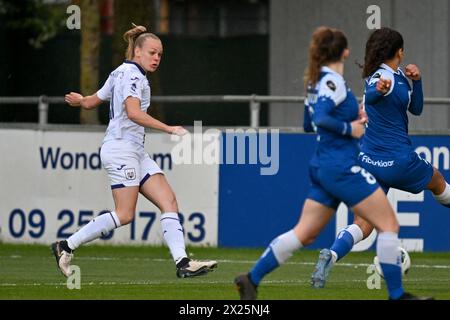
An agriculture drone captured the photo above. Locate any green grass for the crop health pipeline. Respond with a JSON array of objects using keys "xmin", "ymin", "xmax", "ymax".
[{"xmin": 0, "ymin": 243, "xmax": 449, "ymax": 300}]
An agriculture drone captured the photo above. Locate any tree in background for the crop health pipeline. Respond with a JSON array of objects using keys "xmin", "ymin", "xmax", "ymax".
[
  {"xmin": 0, "ymin": 0, "xmax": 66, "ymax": 48},
  {"xmin": 112, "ymin": 0, "xmax": 165, "ymax": 121},
  {"xmin": 0, "ymin": 0, "xmax": 166, "ymax": 124},
  {"xmin": 77, "ymin": 0, "xmax": 100, "ymax": 124}
]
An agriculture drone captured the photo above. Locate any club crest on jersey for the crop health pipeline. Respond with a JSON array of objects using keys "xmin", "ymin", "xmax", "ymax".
[
  {"xmin": 326, "ymin": 80, "xmax": 336, "ymax": 91},
  {"xmin": 372, "ymin": 72, "xmax": 381, "ymax": 79},
  {"xmin": 124, "ymin": 168, "xmax": 136, "ymax": 180}
]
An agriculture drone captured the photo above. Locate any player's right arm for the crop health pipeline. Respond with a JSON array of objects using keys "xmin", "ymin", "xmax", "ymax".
[
  {"xmin": 303, "ymin": 101, "xmax": 314, "ymax": 132},
  {"xmin": 65, "ymin": 92, "xmax": 104, "ymax": 109},
  {"xmin": 365, "ymin": 69, "xmax": 394, "ymax": 105},
  {"xmin": 65, "ymin": 74, "xmax": 112, "ymax": 109}
]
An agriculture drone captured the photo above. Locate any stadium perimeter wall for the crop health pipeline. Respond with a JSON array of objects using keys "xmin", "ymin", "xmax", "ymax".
[
  {"xmin": 0, "ymin": 126, "xmax": 449, "ymax": 251},
  {"xmin": 269, "ymin": 0, "xmax": 450, "ymax": 131}
]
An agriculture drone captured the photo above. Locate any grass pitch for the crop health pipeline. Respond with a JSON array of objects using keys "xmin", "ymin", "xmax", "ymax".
[{"xmin": 0, "ymin": 243, "xmax": 449, "ymax": 300}]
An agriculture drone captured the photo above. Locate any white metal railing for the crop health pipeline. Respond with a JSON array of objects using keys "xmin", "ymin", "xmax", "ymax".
[{"xmin": 1, "ymin": 95, "xmax": 450, "ymax": 128}]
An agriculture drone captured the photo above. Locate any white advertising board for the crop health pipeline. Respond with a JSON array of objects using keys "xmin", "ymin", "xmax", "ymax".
[{"xmin": 0, "ymin": 129, "xmax": 219, "ymax": 246}]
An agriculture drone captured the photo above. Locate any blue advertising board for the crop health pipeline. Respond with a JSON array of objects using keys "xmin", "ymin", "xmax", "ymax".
[{"xmin": 218, "ymin": 133, "xmax": 450, "ymax": 251}]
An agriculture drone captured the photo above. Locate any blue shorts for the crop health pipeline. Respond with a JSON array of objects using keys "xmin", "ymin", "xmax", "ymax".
[
  {"xmin": 307, "ymin": 163, "xmax": 379, "ymax": 209},
  {"xmin": 358, "ymin": 151, "xmax": 434, "ymax": 194}
]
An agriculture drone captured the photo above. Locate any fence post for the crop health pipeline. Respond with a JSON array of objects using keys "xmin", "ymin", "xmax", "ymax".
[
  {"xmin": 250, "ymin": 95, "xmax": 260, "ymax": 128},
  {"xmin": 38, "ymin": 95, "xmax": 48, "ymax": 126}
]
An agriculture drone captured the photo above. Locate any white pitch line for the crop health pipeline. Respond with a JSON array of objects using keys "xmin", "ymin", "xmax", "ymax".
[
  {"xmin": 67, "ymin": 256, "xmax": 450, "ymax": 269},
  {"xmin": 1, "ymin": 278, "xmax": 449, "ymax": 288},
  {"xmin": 2, "ymin": 255, "xmax": 450, "ymax": 269}
]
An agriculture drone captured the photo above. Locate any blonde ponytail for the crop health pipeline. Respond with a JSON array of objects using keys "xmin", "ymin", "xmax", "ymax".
[{"xmin": 123, "ymin": 23, "xmax": 160, "ymax": 60}]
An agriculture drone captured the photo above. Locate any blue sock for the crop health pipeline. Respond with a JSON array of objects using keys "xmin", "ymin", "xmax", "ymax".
[
  {"xmin": 380, "ymin": 263, "xmax": 404, "ymax": 299},
  {"xmin": 249, "ymin": 247, "xmax": 279, "ymax": 286},
  {"xmin": 249, "ymin": 230, "xmax": 302, "ymax": 286},
  {"xmin": 330, "ymin": 229, "xmax": 354, "ymax": 262}
]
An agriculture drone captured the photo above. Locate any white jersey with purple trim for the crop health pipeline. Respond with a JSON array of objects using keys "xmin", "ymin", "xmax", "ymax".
[{"xmin": 96, "ymin": 60, "xmax": 150, "ymax": 146}]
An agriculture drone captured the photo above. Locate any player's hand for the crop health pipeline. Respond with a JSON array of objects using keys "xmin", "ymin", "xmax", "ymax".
[
  {"xmin": 65, "ymin": 92, "xmax": 83, "ymax": 107},
  {"xmin": 170, "ymin": 126, "xmax": 188, "ymax": 136},
  {"xmin": 350, "ymin": 118, "xmax": 366, "ymax": 139},
  {"xmin": 405, "ymin": 64, "xmax": 421, "ymax": 80},
  {"xmin": 358, "ymin": 103, "xmax": 368, "ymax": 125},
  {"xmin": 376, "ymin": 78, "xmax": 391, "ymax": 95}
]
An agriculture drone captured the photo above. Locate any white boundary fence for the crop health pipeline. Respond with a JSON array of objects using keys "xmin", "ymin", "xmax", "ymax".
[{"xmin": 1, "ymin": 95, "xmax": 450, "ymax": 128}]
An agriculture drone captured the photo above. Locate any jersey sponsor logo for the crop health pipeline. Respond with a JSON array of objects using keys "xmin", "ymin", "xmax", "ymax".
[
  {"xmin": 124, "ymin": 168, "xmax": 136, "ymax": 180},
  {"xmin": 116, "ymin": 164, "xmax": 126, "ymax": 170},
  {"xmin": 360, "ymin": 154, "xmax": 394, "ymax": 167},
  {"xmin": 326, "ymin": 80, "xmax": 336, "ymax": 91}
]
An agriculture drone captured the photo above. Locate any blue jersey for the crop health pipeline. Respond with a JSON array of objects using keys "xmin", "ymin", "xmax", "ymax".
[
  {"xmin": 304, "ymin": 66, "xmax": 360, "ymax": 168},
  {"xmin": 303, "ymin": 67, "xmax": 379, "ymax": 209},
  {"xmin": 361, "ymin": 63, "xmax": 424, "ymax": 156},
  {"xmin": 358, "ymin": 64, "xmax": 430, "ymax": 194}
]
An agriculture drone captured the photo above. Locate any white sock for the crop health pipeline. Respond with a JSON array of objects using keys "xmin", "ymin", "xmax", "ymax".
[
  {"xmin": 433, "ymin": 182, "xmax": 450, "ymax": 205},
  {"xmin": 376, "ymin": 232, "xmax": 401, "ymax": 266},
  {"xmin": 67, "ymin": 211, "xmax": 121, "ymax": 250},
  {"xmin": 270, "ymin": 230, "xmax": 303, "ymax": 264},
  {"xmin": 346, "ymin": 224, "xmax": 364, "ymax": 244},
  {"xmin": 330, "ymin": 250, "xmax": 338, "ymax": 263},
  {"xmin": 160, "ymin": 212, "xmax": 187, "ymax": 264}
]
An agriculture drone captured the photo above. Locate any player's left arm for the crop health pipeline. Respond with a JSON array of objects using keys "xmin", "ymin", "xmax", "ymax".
[
  {"xmin": 405, "ymin": 64, "xmax": 423, "ymax": 116},
  {"xmin": 125, "ymin": 97, "xmax": 187, "ymax": 135}
]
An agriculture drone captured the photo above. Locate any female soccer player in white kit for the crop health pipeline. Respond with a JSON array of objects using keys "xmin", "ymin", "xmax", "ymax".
[{"xmin": 52, "ymin": 24, "xmax": 217, "ymax": 278}]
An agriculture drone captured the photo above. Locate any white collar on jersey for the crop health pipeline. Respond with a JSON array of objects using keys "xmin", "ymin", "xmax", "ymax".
[
  {"xmin": 380, "ymin": 63, "xmax": 401, "ymax": 75},
  {"xmin": 320, "ymin": 66, "xmax": 344, "ymax": 80},
  {"xmin": 124, "ymin": 59, "xmax": 146, "ymax": 76}
]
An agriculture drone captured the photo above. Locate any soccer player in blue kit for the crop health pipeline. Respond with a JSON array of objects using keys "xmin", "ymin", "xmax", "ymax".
[
  {"xmin": 234, "ymin": 26, "xmax": 430, "ymax": 300},
  {"xmin": 311, "ymin": 27, "xmax": 449, "ymax": 290}
]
